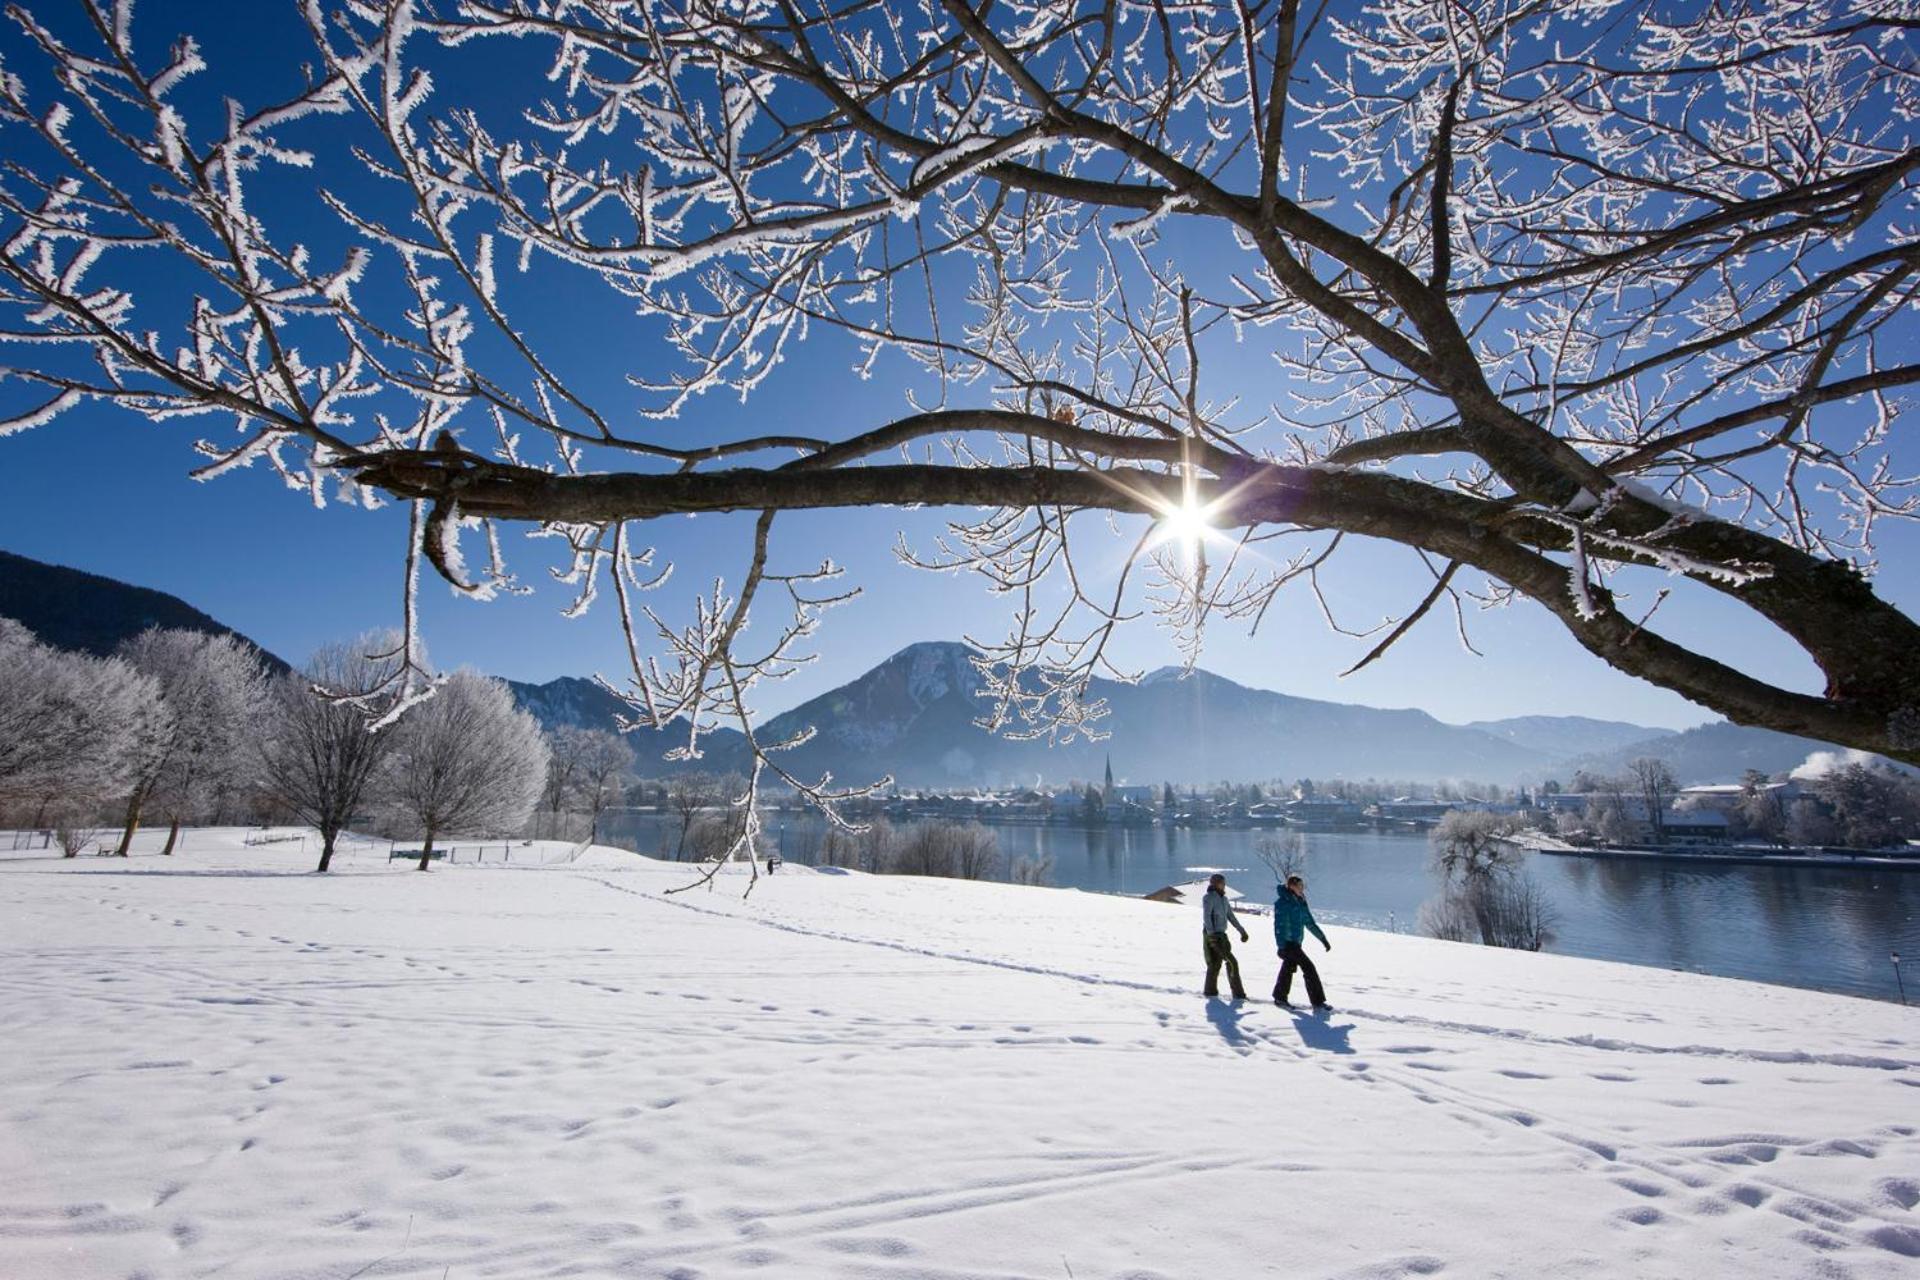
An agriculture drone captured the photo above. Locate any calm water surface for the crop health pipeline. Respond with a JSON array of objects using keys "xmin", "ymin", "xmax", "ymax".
[{"xmin": 599, "ymin": 815, "xmax": 1920, "ymax": 1003}]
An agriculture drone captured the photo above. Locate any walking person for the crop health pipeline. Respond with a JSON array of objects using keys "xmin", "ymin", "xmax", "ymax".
[
  {"xmin": 1273, "ymin": 874, "xmax": 1333, "ymax": 1010},
  {"xmin": 1201, "ymin": 873, "xmax": 1250, "ymax": 1000}
]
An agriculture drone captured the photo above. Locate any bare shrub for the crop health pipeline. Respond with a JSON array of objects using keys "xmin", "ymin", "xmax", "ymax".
[
  {"xmin": 1008, "ymin": 855, "xmax": 1055, "ymax": 888},
  {"xmin": 890, "ymin": 821, "xmax": 1002, "ymax": 881},
  {"xmin": 686, "ymin": 809, "xmax": 750, "ymax": 863},
  {"xmin": 1253, "ymin": 831, "xmax": 1307, "ymax": 883},
  {"xmin": 55, "ymin": 821, "xmax": 102, "ymax": 859}
]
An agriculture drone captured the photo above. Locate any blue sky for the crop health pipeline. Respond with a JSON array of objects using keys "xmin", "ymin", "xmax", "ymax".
[{"xmin": 2, "ymin": 1, "xmax": 1914, "ymax": 734}]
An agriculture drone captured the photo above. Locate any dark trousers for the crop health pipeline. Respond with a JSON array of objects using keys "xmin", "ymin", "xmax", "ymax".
[
  {"xmin": 1203, "ymin": 931, "xmax": 1247, "ymax": 998},
  {"xmin": 1274, "ymin": 942, "xmax": 1326, "ymax": 1006}
]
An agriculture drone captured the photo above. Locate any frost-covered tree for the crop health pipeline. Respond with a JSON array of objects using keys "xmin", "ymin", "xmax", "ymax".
[
  {"xmin": 381, "ymin": 670, "xmax": 547, "ymax": 870},
  {"xmin": 664, "ymin": 772, "xmax": 721, "ymax": 861},
  {"xmin": 539, "ymin": 726, "xmax": 589, "ymax": 825},
  {"xmin": 0, "ymin": 618, "xmax": 166, "ymax": 815},
  {"xmin": 1628, "ymin": 757, "xmax": 1679, "ymax": 845},
  {"xmin": 258, "ymin": 634, "xmax": 403, "ymax": 872},
  {"xmin": 1810, "ymin": 762, "xmax": 1918, "ymax": 849},
  {"xmin": 113, "ymin": 628, "xmax": 269, "ymax": 856},
  {"xmin": 1423, "ymin": 810, "xmax": 1555, "ymax": 950},
  {"xmin": 4, "ymin": 0, "xmax": 1919, "ymax": 859},
  {"xmin": 572, "ymin": 729, "xmax": 634, "ymax": 842},
  {"xmin": 536, "ymin": 725, "xmax": 631, "ymax": 840}
]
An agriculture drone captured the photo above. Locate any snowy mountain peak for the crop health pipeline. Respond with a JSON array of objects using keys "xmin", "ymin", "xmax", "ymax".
[{"xmin": 896, "ymin": 640, "xmax": 987, "ymax": 708}]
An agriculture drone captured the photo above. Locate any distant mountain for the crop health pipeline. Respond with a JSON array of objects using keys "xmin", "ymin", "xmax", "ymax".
[
  {"xmin": 1564, "ymin": 721, "xmax": 1862, "ymax": 786},
  {"xmin": 0, "ymin": 549, "xmax": 289, "ymax": 672},
  {"xmin": 710, "ymin": 641, "xmax": 1550, "ymax": 786},
  {"xmin": 1463, "ymin": 715, "xmax": 1673, "ymax": 761},
  {"xmin": 9, "ymin": 548, "xmax": 1841, "ymax": 787},
  {"xmin": 504, "ymin": 674, "xmax": 743, "ymax": 774}
]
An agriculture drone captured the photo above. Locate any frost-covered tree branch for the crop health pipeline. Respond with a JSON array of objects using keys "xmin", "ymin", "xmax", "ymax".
[{"xmin": 2, "ymin": 0, "xmax": 1918, "ymax": 801}]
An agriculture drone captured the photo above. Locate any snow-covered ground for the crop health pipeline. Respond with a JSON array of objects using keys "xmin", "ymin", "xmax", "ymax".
[{"xmin": 2, "ymin": 829, "xmax": 1916, "ymax": 1279}]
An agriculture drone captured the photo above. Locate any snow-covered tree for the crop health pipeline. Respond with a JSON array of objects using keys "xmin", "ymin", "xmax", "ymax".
[
  {"xmin": 539, "ymin": 727, "xmax": 590, "ymax": 826},
  {"xmin": 0, "ymin": 618, "xmax": 166, "ymax": 817},
  {"xmin": 381, "ymin": 671, "xmax": 547, "ymax": 871},
  {"xmin": 571, "ymin": 730, "xmax": 634, "ymax": 842},
  {"xmin": 1810, "ymin": 762, "xmax": 1918, "ymax": 849},
  {"xmin": 113, "ymin": 629, "xmax": 271, "ymax": 856},
  {"xmin": 257, "ymin": 634, "xmax": 403, "ymax": 872},
  {"xmin": 3, "ymin": 0, "xmax": 1918, "ymax": 848},
  {"xmin": 536, "ymin": 726, "xmax": 631, "ymax": 840}
]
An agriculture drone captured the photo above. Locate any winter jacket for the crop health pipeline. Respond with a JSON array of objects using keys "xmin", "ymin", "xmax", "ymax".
[
  {"xmin": 1202, "ymin": 887, "xmax": 1244, "ymax": 936},
  {"xmin": 1273, "ymin": 886, "xmax": 1329, "ymax": 950}
]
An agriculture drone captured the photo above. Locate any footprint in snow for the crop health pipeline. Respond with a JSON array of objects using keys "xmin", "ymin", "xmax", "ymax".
[
  {"xmin": 1874, "ymin": 1177, "xmax": 1919, "ymax": 1211},
  {"xmin": 1612, "ymin": 1178, "xmax": 1666, "ymax": 1199},
  {"xmin": 1867, "ymin": 1225, "xmax": 1920, "ymax": 1257}
]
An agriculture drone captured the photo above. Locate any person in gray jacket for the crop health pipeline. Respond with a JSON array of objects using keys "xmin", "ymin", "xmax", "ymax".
[{"xmin": 1200, "ymin": 873, "xmax": 1250, "ymax": 999}]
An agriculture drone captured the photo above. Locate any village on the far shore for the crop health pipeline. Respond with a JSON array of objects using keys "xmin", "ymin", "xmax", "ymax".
[{"xmin": 712, "ymin": 753, "xmax": 1920, "ymax": 865}]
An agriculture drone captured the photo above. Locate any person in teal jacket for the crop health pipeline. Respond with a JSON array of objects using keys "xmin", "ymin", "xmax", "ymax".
[{"xmin": 1273, "ymin": 874, "xmax": 1332, "ymax": 1010}]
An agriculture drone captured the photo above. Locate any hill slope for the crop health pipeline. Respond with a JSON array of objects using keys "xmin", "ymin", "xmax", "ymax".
[
  {"xmin": 2, "ymin": 833, "xmax": 1910, "ymax": 1280},
  {"xmin": 1464, "ymin": 714, "xmax": 1674, "ymax": 760},
  {"xmin": 1566, "ymin": 720, "xmax": 1864, "ymax": 785},
  {"xmin": 0, "ymin": 549, "xmax": 289, "ymax": 672}
]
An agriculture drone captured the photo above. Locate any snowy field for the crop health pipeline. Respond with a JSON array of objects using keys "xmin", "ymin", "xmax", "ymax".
[{"xmin": 2, "ymin": 830, "xmax": 1917, "ymax": 1280}]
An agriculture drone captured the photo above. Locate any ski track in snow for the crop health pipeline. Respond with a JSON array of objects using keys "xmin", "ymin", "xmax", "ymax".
[{"xmin": 1, "ymin": 829, "xmax": 1916, "ymax": 1279}]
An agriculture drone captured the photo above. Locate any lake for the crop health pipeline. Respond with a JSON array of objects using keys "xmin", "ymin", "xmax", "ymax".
[{"xmin": 597, "ymin": 814, "xmax": 1920, "ymax": 1004}]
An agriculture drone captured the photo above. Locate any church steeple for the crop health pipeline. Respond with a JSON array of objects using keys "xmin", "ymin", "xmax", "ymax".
[{"xmin": 1103, "ymin": 753, "xmax": 1114, "ymax": 801}]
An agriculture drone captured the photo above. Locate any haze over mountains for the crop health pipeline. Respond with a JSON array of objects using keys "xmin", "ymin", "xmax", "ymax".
[{"xmin": 0, "ymin": 548, "xmax": 1852, "ymax": 786}]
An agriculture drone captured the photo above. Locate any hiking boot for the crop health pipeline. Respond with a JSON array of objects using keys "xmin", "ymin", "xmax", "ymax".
[{"xmin": 1274, "ymin": 998, "xmax": 1294, "ymax": 1009}]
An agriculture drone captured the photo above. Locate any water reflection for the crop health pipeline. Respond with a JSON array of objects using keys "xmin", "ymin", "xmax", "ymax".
[{"xmin": 597, "ymin": 813, "xmax": 1920, "ymax": 1002}]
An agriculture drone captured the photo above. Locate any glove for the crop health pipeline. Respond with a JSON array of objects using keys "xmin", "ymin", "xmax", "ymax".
[
  {"xmin": 1323, "ymin": 940, "xmax": 1333, "ymax": 952},
  {"xmin": 1238, "ymin": 930, "xmax": 1249, "ymax": 943}
]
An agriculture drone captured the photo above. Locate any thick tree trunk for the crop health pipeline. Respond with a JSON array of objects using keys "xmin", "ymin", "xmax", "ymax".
[
  {"xmin": 160, "ymin": 817, "xmax": 181, "ymax": 856},
  {"xmin": 316, "ymin": 823, "xmax": 337, "ymax": 873},
  {"xmin": 114, "ymin": 792, "xmax": 144, "ymax": 857},
  {"xmin": 417, "ymin": 827, "xmax": 436, "ymax": 872}
]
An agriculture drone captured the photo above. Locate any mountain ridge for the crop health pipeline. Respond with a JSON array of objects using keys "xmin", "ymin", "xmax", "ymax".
[
  {"xmin": 0, "ymin": 550, "xmax": 1841, "ymax": 786},
  {"xmin": 0, "ymin": 549, "xmax": 291, "ymax": 674}
]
